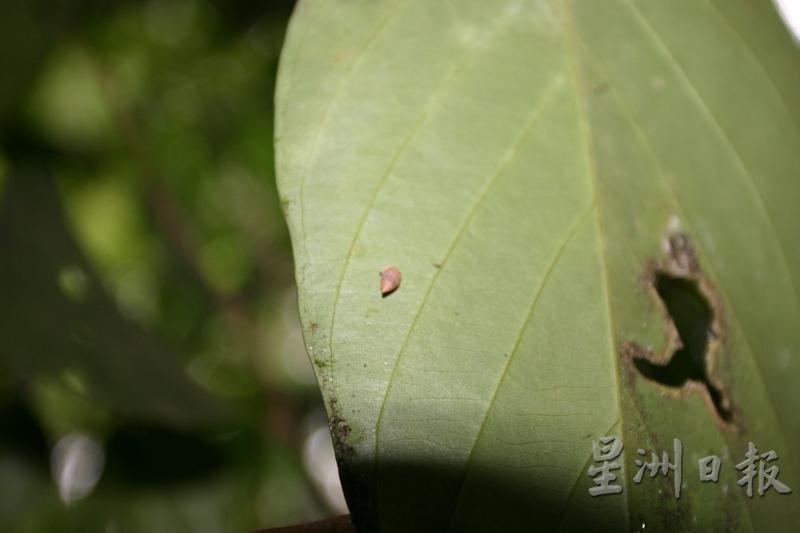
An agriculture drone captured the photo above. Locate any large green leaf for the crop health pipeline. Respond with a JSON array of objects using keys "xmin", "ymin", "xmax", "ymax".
[{"xmin": 275, "ymin": 0, "xmax": 800, "ymax": 530}]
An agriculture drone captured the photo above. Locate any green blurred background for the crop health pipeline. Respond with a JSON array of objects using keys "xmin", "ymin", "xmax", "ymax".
[{"xmin": 0, "ymin": 1, "xmax": 345, "ymax": 531}]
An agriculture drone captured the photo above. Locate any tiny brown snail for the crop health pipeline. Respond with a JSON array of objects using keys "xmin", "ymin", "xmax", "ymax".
[{"xmin": 380, "ymin": 266, "xmax": 402, "ymax": 296}]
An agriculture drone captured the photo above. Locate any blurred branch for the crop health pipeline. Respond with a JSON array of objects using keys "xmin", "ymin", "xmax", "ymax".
[
  {"xmin": 90, "ymin": 54, "xmax": 255, "ymax": 323},
  {"xmin": 256, "ymin": 515, "xmax": 355, "ymax": 533},
  {"xmin": 0, "ymin": 175, "xmax": 230, "ymax": 428},
  {"xmin": 146, "ymin": 181, "xmax": 251, "ymax": 315}
]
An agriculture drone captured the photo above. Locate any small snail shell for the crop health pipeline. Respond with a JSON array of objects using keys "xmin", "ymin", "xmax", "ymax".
[{"xmin": 380, "ymin": 266, "xmax": 402, "ymax": 296}]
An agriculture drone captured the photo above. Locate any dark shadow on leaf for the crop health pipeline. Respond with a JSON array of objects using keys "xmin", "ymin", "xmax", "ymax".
[{"xmin": 333, "ymin": 454, "xmax": 675, "ymax": 533}]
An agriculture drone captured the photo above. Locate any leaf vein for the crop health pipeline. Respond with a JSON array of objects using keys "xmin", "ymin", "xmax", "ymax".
[
  {"xmin": 623, "ymin": 0, "xmax": 800, "ymax": 310},
  {"xmin": 372, "ymin": 75, "xmax": 565, "ymax": 516},
  {"xmin": 445, "ymin": 203, "xmax": 594, "ymax": 531},
  {"xmin": 297, "ymin": 0, "xmax": 413, "ymax": 259}
]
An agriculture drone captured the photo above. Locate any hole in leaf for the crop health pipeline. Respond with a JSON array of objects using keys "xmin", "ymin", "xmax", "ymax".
[{"xmin": 634, "ymin": 273, "xmax": 732, "ymax": 423}]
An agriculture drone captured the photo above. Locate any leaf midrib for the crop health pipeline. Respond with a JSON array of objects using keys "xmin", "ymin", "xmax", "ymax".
[
  {"xmin": 573, "ymin": 24, "xmax": 786, "ymax": 531},
  {"xmin": 624, "ymin": 0, "xmax": 800, "ymax": 310},
  {"xmin": 558, "ymin": 0, "xmax": 632, "ymax": 527},
  {"xmin": 620, "ymin": 0, "xmax": 795, "ymax": 463}
]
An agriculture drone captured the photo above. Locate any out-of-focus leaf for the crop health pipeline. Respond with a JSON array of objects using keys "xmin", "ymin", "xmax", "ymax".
[
  {"xmin": 0, "ymin": 174, "xmax": 229, "ymax": 428},
  {"xmin": 276, "ymin": 0, "xmax": 800, "ymax": 531},
  {"xmin": 29, "ymin": 47, "xmax": 114, "ymax": 151}
]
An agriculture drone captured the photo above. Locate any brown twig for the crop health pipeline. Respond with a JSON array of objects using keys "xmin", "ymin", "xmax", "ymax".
[{"xmin": 256, "ymin": 515, "xmax": 355, "ymax": 533}]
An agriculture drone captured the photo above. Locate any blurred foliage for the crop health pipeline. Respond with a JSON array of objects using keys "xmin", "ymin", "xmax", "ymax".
[{"xmin": 0, "ymin": 0, "xmax": 338, "ymax": 531}]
